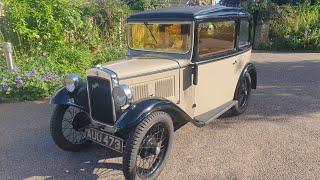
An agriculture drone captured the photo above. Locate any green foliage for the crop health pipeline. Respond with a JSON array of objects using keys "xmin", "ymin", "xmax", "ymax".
[
  {"xmin": 268, "ymin": 4, "xmax": 320, "ymax": 51},
  {"xmin": 0, "ymin": 45, "xmax": 126, "ymax": 101},
  {"xmin": 81, "ymin": 0, "xmax": 130, "ymax": 48},
  {"xmin": 241, "ymin": 1, "xmax": 320, "ymax": 51},
  {"xmin": 2, "ymin": 0, "xmax": 84, "ymax": 52},
  {"xmin": 1, "ymin": 0, "xmax": 130, "ymax": 53},
  {"xmin": 125, "ymin": 0, "xmax": 170, "ymax": 10},
  {"xmin": 0, "ymin": 59, "xmax": 62, "ymax": 101},
  {"xmin": 0, "ymin": 0, "xmax": 128, "ymax": 101}
]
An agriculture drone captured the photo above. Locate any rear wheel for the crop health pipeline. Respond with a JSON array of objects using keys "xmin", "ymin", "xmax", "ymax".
[
  {"xmin": 231, "ymin": 72, "xmax": 252, "ymax": 116},
  {"xmin": 123, "ymin": 111, "xmax": 173, "ymax": 180},
  {"xmin": 50, "ymin": 105, "xmax": 91, "ymax": 152}
]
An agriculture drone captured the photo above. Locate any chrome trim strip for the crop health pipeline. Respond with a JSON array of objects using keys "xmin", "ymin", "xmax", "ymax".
[
  {"xmin": 86, "ymin": 67, "xmax": 119, "ymax": 133},
  {"xmin": 189, "ymin": 21, "xmax": 195, "ymax": 62},
  {"xmin": 194, "ymin": 48, "xmax": 251, "ymax": 65}
]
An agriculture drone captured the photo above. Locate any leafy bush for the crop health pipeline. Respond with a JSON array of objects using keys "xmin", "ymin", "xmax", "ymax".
[
  {"xmin": 240, "ymin": 1, "xmax": 320, "ymax": 51},
  {"xmin": 1, "ymin": 0, "xmax": 130, "ymax": 53},
  {"xmin": 268, "ymin": 4, "xmax": 320, "ymax": 51},
  {"xmin": 125, "ymin": 0, "xmax": 171, "ymax": 10},
  {"xmin": 0, "ymin": 45, "xmax": 126, "ymax": 101},
  {"xmin": 0, "ymin": 0, "xmax": 129, "ymax": 101},
  {"xmin": 0, "ymin": 60, "xmax": 62, "ymax": 101},
  {"xmin": 1, "ymin": 0, "xmax": 83, "ymax": 52}
]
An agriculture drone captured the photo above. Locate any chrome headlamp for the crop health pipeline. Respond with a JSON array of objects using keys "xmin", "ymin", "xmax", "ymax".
[
  {"xmin": 112, "ymin": 84, "xmax": 133, "ymax": 107},
  {"xmin": 64, "ymin": 73, "xmax": 81, "ymax": 93}
]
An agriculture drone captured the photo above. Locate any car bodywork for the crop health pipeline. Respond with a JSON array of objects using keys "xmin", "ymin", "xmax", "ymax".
[{"xmin": 51, "ymin": 5, "xmax": 257, "ymax": 137}]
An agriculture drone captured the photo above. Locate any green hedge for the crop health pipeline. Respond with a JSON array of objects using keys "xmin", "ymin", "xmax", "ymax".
[
  {"xmin": 0, "ymin": 45, "xmax": 126, "ymax": 101},
  {"xmin": 245, "ymin": 1, "xmax": 320, "ymax": 51},
  {"xmin": 267, "ymin": 4, "xmax": 320, "ymax": 51},
  {"xmin": 0, "ymin": 0, "xmax": 128, "ymax": 101}
]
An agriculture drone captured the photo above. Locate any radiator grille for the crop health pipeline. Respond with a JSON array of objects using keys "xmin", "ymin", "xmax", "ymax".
[
  {"xmin": 130, "ymin": 84, "xmax": 149, "ymax": 101},
  {"xmin": 87, "ymin": 76, "xmax": 115, "ymax": 125},
  {"xmin": 155, "ymin": 78, "xmax": 174, "ymax": 98}
]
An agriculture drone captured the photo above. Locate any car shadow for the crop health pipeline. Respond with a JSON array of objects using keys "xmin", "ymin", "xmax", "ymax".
[
  {"xmin": 3, "ymin": 140, "xmax": 124, "ymax": 179},
  {"xmin": 212, "ymin": 59, "xmax": 320, "ymax": 128},
  {"xmin": 0, "ymin": 102, "xmax": 125, "ymax": 179}
]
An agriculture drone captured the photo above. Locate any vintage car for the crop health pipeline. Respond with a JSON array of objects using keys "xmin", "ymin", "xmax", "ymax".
[{"xmin": 50, "ymin": 5, "xmax": 257, "ymax": 180}]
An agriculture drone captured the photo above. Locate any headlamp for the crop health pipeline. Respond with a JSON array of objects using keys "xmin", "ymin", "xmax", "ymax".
[
  {"xmin": 113, "ymin": 84, "xmax": 133, "ymax": 107},
  {"xmin": 64, "ymin": 73, "xmax": 81, "ymax": 93}
]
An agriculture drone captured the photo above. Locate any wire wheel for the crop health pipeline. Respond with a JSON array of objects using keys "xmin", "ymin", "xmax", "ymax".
[
  {"xmin": 50, "ymin": 105, "xmax": 91, "ymax": 152},
  {"xmin": 61, "ymin": 107, "xmax": 87, "ymax": 145},
  {"xmin": 237, "ymin": 76, "xmax": 250, "ymax": 108},
  {"xmin": 123, "ymin": 111, "xmax": 173, "ymax": 180},
  {"xmin": 230, "ymin": 72, "xmax": 252, "ymax": 116},
  {"xmin": 135, "ymin": 122, "xmax": 169, "ymax": 178}
]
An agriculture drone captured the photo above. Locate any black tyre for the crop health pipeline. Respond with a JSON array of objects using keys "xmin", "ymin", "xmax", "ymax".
[
  {"xmin": 123, "ymin": 111, "xmax": 174, "ymax": 180},
  {"xmin": 50, "ymin": 105, "xmax": 91, "ymax": 152},
  {"xmin": 231, "ymin": 72, "xmax": 252, "ymax": 116}
]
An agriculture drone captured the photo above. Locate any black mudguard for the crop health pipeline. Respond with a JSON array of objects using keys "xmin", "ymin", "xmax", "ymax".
[
  {"xmin": 50, "ymin": 83, "xmax": 89, "ymax": 112},
  {"xmin": 245, "ymin": 63, "xmax": 257, "ymax": 89},
  {"xmin": 115, "ymin": 98, "xmax": 193, "ymax": 132}
]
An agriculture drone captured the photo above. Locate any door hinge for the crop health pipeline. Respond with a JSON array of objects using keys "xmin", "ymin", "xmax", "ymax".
[{"xmin": 192, "ymin": 64, "xmax": 198, "ymax": 85}]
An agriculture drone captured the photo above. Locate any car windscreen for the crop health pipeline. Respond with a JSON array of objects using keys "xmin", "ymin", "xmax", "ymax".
[{"xmin": 128, "ymin": 22, "xmax": 192, "ymax": 54}]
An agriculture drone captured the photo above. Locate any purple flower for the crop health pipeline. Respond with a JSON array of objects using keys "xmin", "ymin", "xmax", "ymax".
[
  {"xmin": 1, "ymin": 82, "xmax": 11, "ymax": 93},
  {"xmin": 14, "ymin": 76, "xmax": 24, "ymax": 87},
  {"xmin": 42, "ymin": 51, "xmax": 49, "ymax": 57},
  {"xmin": 41, "ymin": 72, "xmax": 58, "ymax": 82},
  {"xmin": 12, "ymin": 66, "xmax": 20, "ymax": 72},
  {"xmin": 26, "ymin": 69, "xmax": 37, "ymax": 79}
]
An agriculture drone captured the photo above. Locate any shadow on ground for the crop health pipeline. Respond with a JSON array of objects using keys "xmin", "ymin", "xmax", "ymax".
[
  {"xmin": 215, "ymin": 59, "xmax": 320, "ymax": 127},
  {"xmin": 0, "ymin": 102, "xmax": 124, "ymax": 179}
]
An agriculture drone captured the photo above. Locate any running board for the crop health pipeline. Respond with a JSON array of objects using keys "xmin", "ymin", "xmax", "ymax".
[{"xmin": 192, "ymin": 100, "xmax": 238, "ymax": 127}]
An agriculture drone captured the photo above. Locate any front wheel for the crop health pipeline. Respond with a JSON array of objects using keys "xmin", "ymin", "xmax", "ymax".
[
  {"xmin": 123, "ymin": 111, "xmax": 174, "ymax": 180},
  {"xmin": 50, "ymin": 105, "xmax": 91, "ymax": 152}
]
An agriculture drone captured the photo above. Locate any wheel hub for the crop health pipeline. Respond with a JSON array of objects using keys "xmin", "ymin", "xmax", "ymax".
[
  {"xmin": 72, "ymin": 112, "xmax": 90, "ymax": 131},
  {"xmin": 155, "ymin": 142, "xmax": 162, "ymax": 155},
  {"xmin": 140, "ymin": 135, "xmax": 161, "ymax": 158}
]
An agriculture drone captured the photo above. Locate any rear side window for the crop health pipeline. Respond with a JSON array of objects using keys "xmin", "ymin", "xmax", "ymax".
[
  {"xmin": 198, "ymin": 21, "xmax": 236, "ymax": 57},
  {"xmin": 238, "ymin": 20, "xmax": 250, "ymax": 48}
]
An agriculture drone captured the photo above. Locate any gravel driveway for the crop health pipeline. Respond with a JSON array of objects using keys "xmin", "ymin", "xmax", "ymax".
[{"xmin": 1, "ymin": 52, "xmax": 320, "ymax": 180}]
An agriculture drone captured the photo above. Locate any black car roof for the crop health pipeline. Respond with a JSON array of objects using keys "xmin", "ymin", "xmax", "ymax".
[{"xmin": 127, "ymin": 5, "xmax": 250, "ymax": 21}]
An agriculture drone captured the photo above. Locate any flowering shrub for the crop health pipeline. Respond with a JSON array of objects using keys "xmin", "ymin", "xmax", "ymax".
[
  {"xmin": 0, "ymin": 72, "xmax": 61, "ymax": 101},
  {"xmin": 0, "ymin": 45, "xmax": 126, "ymax": 101},
  {"xmin": 0, "ymin": 0, "xmax": 129, "ymax": 101},
  {"xmin": 0, "ymin": 62, "xmax": 62, "ymax": 101}
]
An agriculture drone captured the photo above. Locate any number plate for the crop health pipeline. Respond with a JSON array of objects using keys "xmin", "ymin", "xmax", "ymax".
[{"xmin": 85, "ymin": 128, "xmax": 124, "ymax": 153}]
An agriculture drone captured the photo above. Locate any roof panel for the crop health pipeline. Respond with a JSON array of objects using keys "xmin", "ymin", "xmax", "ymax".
[{"xmin": 127, "ymin": 5, "xmax": 250, "ymax": 21}]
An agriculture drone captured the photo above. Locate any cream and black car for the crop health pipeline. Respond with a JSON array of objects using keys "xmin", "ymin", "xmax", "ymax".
[{"xmin": 50, "ymin": 5, "xmax": 257, "ymax": 180}]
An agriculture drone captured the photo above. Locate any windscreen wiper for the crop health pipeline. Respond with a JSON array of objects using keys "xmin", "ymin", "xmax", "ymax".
[{"xmin": 144, "ymin": 22, "xmax": 158, "ymax": 44}]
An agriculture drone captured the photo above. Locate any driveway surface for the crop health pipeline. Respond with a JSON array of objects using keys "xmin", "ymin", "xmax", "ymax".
[{"xmin": 1, "ymin": 52, "xmax": 320, "ymax": 180}]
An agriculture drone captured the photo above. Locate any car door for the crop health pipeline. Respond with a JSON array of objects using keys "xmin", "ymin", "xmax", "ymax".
[{"xmin": 193, "ymin": 19, "xmax": 239, "ymax": 117}]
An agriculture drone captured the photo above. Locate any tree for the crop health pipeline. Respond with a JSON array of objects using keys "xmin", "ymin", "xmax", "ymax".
[{"xmin": 219, "ymin": 0, "xmax": 246, "ymax": 6}]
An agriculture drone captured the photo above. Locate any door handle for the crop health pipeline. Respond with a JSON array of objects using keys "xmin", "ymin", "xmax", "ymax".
[{"xmin": 233, "ymin": 60, "xmax": 238, "ymax": 65}]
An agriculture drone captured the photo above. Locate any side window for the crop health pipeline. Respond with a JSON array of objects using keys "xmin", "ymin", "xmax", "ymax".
[
  {"xmin": 238, "ymin": 20, "xmax": 250, "ymax": 48},
  {"xmin": 198, "ymin": 20, "xmax": 236, "ymax": 57}
]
